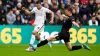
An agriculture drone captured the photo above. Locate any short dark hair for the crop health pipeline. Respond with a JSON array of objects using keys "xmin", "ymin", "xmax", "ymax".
[
  {"xmin": 36, "ymin": 1, "xmax": 41, "ymax": 4},
  {"xmin": 53, "ymin": 3, "xmax": 57, "ymax": 6},
  {"xmin": 65, "ymin": 7, "xmax": 73, "ymax": 13}
]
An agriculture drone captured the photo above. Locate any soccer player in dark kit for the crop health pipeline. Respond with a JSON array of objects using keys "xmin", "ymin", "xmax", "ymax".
[{"xmin": 30, "ymin": 7, "xmax": 91, "ymax": 51}]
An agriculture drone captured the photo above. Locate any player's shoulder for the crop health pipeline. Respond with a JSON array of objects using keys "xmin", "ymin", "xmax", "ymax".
[
  {"xmin": 32, "ymin": 7, "xmax": 38, "ymax": 11},
  {"xmin": 42, "ymin": 7, "xmax": 46, "ymax": 9},
  {"xmin": 33, "ymin": 7, "xmax": 37, "ymax": 9},
  {"xmin": 42, "ymin": 7, "xmax": 49, "ymax": 10}
]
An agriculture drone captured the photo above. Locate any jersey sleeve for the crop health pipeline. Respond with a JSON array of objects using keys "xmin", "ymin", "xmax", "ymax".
[
  {"xmin": 31, "ymin": 7, "xmax": 36, "ymax": 13},
  {"xmin": 44, "ymin": 8, "xmax": 51, "ymax": 13}
]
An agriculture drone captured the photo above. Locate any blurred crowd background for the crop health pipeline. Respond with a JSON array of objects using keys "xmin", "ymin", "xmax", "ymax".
[{"xmin": 0, "ymin": 0, "xmax": 100, "ymax": 26}]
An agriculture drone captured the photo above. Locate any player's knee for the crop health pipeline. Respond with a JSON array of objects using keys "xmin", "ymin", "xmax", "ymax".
[
  {"xmin": 67, "ymin": 47, "xmax": 72, "ymax": 51},
  {"xmin": 65, "ymin": 42, "xmax": 73, "ymax": 51},
  {"xmin": 32, "ymin": 31, "xmax": 36, "ymax": 35},
  {"xmin": 32, "ymin": 31, "xmax": 38, "ymax": 35},
  {"xmin": 68, "ymin": 48, "xmax": 72, "ymax": 51},
  {"xmin": 47, "ymin": 37, "xmax": 52, "ymax": 41},
  {"xmin": 47, "ymin": 36, "xmax": 54, "ymax": 41},
  {"xmin": 36, "ymin": 37, "xmax": 40, "ymax": 40}
]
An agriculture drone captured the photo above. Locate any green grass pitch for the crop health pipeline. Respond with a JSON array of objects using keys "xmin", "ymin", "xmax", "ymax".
[{"xmin": 0, "ymin": 44, "xmax": 99, "ymax": 56}]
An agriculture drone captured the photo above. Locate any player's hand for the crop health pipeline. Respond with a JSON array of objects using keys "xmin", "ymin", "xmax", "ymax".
[
  {"xmin": 62, "ymin": 14, "xmax": 68, "ymax": 18},
  {"xmin": 32, "ymin": 23, "xmax": 35, "ymax": 26},
  {"xmin": 49, "ymin": 20, "xmax": 54, "ymax": 24},
  {"xmin": 22, "ymin": 7, "xmax": 26, "ymax": 11},
  {"xmin": 79, "ymin": 23, "xmax": 82, "ymax": 28}
]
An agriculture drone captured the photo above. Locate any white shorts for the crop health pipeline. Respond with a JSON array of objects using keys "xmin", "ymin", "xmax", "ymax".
[
  {"xmin": 32, "ymin": 25, "xmax": 45, "ymax": 40},
  {"xmin": 33, "ymin": 25, "xmax": 44, "ymax": 34}
]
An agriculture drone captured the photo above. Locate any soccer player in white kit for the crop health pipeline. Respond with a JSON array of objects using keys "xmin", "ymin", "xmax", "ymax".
[{"xmin": 22, "ymin": 1, "xmax": 54, "ymax": 51}]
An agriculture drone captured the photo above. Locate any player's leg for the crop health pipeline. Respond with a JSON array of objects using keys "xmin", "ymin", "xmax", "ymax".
[
  {"xmin": 65, "ymin": 42, "xmax": 91, "ymax": 51},
  {"xmin": 35, "ymin": 25, "xmax": 52, "ymax": 49},
  {"xmin": 64, "ymin": 32, "xmax": 91, "ymax": 51},
  {"xmin": 30, "ymin": 36, "xmax": 57, "ymax": 51},
  {"xmin": 33, "ymin": 25, "xmax": 45, "ymax": 40},
  {"xmin": 25, "ymin": 34, "xmax": 36, "ymax": 51},
  {"xmin": 25, "ymin": 32, "xmax": 37, "ymax": 51},
  {"xmin": 33, "ymin": 30, "xmax": 40, "ymax": 40},
  {"xmin": 30, "ymin": 32, "xmax": 62, "ymax": 51},
  {"xmin": 37, "ymin": 36, "xmax": 56, "ymax": 47},
  {"xmin": 25, "ymin": 26, "xmax": 40, "ymax": 51},
  {"xmin": 40, "ymin": 34, "xmax": 52, "ymax": 49},
  {"xmin": 43, "ymin": 32, "xmax": 52, "ymax": 49},
  {"xmin": 47, "ymin": 41, "xmax": 52, "ymax": 49},
  {"xmin": 65, "ymin": 42, "xmax": 82, "ymax": 51}
]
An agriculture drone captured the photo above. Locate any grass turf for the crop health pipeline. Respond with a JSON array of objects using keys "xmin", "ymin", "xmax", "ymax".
[{"xmin": 0, "ymin": 44, "xmax": 99, "ymax": 56}]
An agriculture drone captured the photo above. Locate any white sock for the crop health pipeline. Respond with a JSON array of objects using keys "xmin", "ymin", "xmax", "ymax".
[
  {"xmin": 47, "ymin": 42, "xmax": 52, "ymax": 47},
  {"xmin": 26, "ymin": 35, "xmax": 35, "ymax": 50},
  {"xmin": 29, "ymin": 35, "xmax": 35, "ymax": 45}
]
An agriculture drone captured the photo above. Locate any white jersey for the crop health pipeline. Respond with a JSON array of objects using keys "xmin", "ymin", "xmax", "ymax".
[{"xmin": 31, "ymin": 7, "xmax": 51, "ymax": 25}]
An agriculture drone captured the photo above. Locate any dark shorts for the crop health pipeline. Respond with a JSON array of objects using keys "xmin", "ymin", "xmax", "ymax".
[{"xmin": 55, "ymin": 31, "xmax": 70, "ymax": 43}]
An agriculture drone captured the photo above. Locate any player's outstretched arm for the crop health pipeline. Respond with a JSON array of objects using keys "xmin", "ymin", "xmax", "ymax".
[
  {"xmin": 22, "ymin": 7, "xmax": 32, "ymax": 15},
  {"xmin": 49, "ymin": 11, "xmax": 54, "ymax": 24},
  {"xmin": 72, "ymin": 21, "xmax": 81, "ymax": 28}
]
